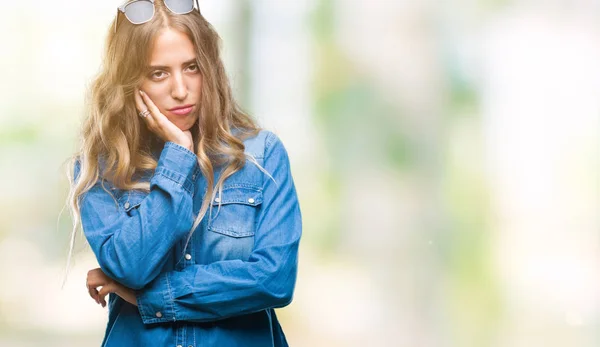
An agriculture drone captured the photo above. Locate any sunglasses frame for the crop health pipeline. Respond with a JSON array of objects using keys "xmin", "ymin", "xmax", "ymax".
[{"xmin": 114, "ymin": 0, "xmax": 200, "ymax": 33}]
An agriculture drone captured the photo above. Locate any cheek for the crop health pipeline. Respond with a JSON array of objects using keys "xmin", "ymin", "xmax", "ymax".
[
  {"xmin": 140, "ymin": 83, "xmax": 168, "ymax": 110},
  {"xmin": 190, "ymin": 75, "xmax": 203, "ymax": 96}
]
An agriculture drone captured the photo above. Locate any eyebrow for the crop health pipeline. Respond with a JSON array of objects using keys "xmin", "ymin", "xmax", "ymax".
[{"xmin": 148, "ymin": 58, "xmax": 197, "ymax": 70}]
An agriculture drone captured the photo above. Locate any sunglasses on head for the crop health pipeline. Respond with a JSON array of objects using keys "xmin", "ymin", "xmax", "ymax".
[{"xmin": 114, "ymin": 0, "xmax": 200, "ymax": 33}]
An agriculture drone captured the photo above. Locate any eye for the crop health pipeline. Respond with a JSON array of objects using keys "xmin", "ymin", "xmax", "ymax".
[
  {"xmin": 150, "ymin": 71, "xmax": 166, "ymax": 80},
  {"xmin": 187, "ymin": 64, "xmax": 199, "ymax": 73}
]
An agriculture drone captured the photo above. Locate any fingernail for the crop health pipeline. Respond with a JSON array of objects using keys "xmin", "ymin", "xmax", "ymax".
[{"xmin": 139, "ymin": 90, "xmax": 145, "ymax": 96}]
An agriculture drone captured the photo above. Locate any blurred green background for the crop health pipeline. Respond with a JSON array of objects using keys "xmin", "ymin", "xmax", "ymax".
[{"xmin": 0, "ymin": 0, "xmax": 599, "ymax": 346}]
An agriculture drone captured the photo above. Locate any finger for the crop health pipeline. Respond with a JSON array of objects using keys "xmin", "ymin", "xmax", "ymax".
[
  {"xmin": 86, "ymin": 272, "xmax": 107, "ymax": 289},
  {"xmin": 133, "ymin": 88, "xmax": 149, "ymax": 113},
  {"xmin": 87, "ymin": 267, "xmax": 102, "ymax": 280},
  {"xmin": 134, "ymin": 89, "xmax": 157, "ymax": 128},
  {"xmin": 87, "ymin": 270, "xmax": 100, "ymax": 304},
  {"xmin": 139, "ymin": 90, "xmax": 167, "ymax": 124},
  {"xmin": 98, "ymin": 284, "xmax": 116, "ymax": 307},
  {"xmin": 87, "ymin": 268, "xmax": 113, "ymax": 305},
  {"xmin": 88, "ymin": 284, "xmax": 100, "ymax": 304}
]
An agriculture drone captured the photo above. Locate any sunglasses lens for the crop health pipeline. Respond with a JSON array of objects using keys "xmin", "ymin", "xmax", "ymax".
[
  {"xmin": 165, "ymin": 0, "xmax": 195, "ymax": 14},
  {"xmin": 124, "ymin": 0, "xmax": 155, "ymax": 24}
]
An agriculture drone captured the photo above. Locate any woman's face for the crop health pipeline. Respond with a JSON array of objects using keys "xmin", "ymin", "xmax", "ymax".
[{"xmin": 140, "ymin": 28, "xmax": 202, "ymax": 131}]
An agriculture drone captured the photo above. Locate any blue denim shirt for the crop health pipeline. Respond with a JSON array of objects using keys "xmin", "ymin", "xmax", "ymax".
[{"xmin": 74, "ymin": 130, "xmax": 302, "ymax": 346}]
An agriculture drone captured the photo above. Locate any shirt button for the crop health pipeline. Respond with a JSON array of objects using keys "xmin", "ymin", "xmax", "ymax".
[
  {"xmin": 124, "ymin": 202, "xmax": 130, "ymax": 209},
  {"xmin": 177, "ymin": 345, "xmax": 183, "ymax": 347},
  {"xmin": 248, "ymin": 198, "xmax": 255, "ymax": 204},
  {"xmin": 214, "ymin": 197, "xmax": 221, "ymax": 203},
  {"xmin": 192, "ymin": 173, "xmax": 197, "ymax": 180},
  {"xmin": 155, "ymin": 311, "xmax": 162, "ymax": 318},
  {"xmin": 185, "ymin": 253, "xmax": 192, "ymax": 260}
]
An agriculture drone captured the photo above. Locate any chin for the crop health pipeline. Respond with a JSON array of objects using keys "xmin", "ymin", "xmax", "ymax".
[{"xmin": 176, "ymin": 120, "xmax": 196, "ymax": 132}]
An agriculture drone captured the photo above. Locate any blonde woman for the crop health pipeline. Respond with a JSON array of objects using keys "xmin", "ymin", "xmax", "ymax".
[{"xmin": 66, "ymin": 1, "xmax": 302, "ymax": 345}]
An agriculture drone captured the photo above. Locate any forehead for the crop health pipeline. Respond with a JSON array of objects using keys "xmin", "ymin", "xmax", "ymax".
[{"xmin": 149, "ymin": 28, "xmax": 196, "ymax": 64}]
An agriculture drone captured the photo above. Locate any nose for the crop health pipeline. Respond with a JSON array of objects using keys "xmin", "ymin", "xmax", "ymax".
[{"xmin": 171, "ymin": 72, "xmax": 188, "ymax": 100}]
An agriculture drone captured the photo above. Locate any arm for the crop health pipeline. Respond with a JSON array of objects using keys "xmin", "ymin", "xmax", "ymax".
[
  {"xmin": 135, "ymin": 134, "xmax": 302, "ymax": 324},
  {"xmin": 77, "ymin": 142, "xmax": 199, "ymax": 290}
]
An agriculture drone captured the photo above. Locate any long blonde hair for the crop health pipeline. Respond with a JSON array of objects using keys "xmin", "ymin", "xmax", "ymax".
[{"xmin": 63, "ymin": 1, "xmax": 261, "ymax": 285}]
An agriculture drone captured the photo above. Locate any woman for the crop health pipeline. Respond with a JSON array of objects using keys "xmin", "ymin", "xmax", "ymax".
[{"xmin": 66, "ymin": 1, "xmax": 302, "ymax": 346}]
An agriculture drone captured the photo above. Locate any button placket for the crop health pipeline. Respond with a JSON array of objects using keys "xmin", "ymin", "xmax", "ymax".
[
  {"xmin": 183, "ymin": 232, "xmax": 194, "ymax": 265},
  {"xmin": 175, "ymin": 323, "xmax": 185, "ymax": 347},
  {"xmin": 124, "ymin": 191, "xmax": 133, "ymax": 210}
]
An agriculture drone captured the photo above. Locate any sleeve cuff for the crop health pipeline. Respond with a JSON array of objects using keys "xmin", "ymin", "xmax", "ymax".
[
  {"xmin": 153, "ymin": 141, "xmax": 200, "ymax": 195},
  {"xmin": 136, "ymin": 272, "xmax": 176, "ymax": 324}
]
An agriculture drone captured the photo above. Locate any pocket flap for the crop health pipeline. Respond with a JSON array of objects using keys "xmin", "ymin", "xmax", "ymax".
[{"xmin": 210, "ymin": 187, "xmax": 263, "ymax": 207}]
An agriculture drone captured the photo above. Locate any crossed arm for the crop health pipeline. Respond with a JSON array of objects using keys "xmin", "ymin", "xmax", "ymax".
[{"xmin": 81, "ymin": 134, "xmax": 302, "ymax": 323}]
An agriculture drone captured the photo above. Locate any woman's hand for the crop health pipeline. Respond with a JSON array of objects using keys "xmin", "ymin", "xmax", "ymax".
[
  {"xmin": 134, "ymin": 88, "xmax": 194, "ymax": 151},
  {"xmin": 86, "ymin": 268, "xmax": 138, "ymax": 307}
]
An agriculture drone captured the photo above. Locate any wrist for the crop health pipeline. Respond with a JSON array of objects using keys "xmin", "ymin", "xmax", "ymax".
[
  {"xmin": 175, "ymin": 139, "xmax": 193, "ymax": 152},
  {"xmin": 117, "ymin": 288, "xmax": 138, "ymax": 306}
]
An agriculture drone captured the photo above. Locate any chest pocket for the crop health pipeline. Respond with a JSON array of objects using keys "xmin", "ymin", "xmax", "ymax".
[
  {"xmin": 208, "ymin": 186, "xmax": 263, "ymax": 238},
  {"xmin": 117, "ymin": 190, "xmax": 148, "ymax": 216}
]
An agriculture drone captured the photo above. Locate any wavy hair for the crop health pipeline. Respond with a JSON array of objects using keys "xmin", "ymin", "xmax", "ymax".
[{"xmin": 62, "ymin": 1, "xmax": 262, "ymax": 285}]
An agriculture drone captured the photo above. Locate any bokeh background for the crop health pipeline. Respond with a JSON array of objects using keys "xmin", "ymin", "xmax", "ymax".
[{"xmin": 1, "ymin": 0, "xmax": 599, "ymax": 346}]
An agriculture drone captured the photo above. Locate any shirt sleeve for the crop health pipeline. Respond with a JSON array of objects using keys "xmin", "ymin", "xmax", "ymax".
[
  {"xmin": 77, "ymin": 142, "xmax": 199, "ymax": 290},
  {"xmin": 135, "ymin": 133, "xmax": 302, "ymax": 324}
]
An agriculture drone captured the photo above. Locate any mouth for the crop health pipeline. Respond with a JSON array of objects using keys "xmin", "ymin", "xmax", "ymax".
[{"xmin": 168, "ymin": 104, "xmax": 195, "ymax": 116}]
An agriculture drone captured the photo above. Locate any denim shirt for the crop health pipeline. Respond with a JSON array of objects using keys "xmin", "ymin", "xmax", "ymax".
[{"xmin": 74, "ymin": 130, "xmax": 302, "ymax": 347}]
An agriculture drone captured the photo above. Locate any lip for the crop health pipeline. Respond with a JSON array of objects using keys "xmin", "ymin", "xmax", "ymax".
[{"xmin": 168, "ymin": 104, "xmax": 194, "ymax": 116}]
